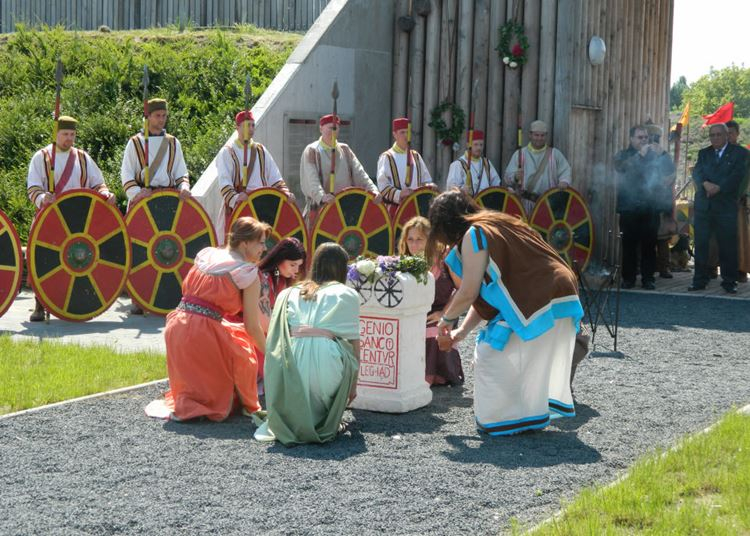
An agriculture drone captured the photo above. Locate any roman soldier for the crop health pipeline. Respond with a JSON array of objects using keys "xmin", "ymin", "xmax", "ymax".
[
  {"xmin": 445, "ymin": 130, "xmax": 501, "ymax": 196},
  {"xmin": 26, "ymin": 115, "xmax": 115, "ymax": 321},
  {"xmin": 120, "ymin": 98, "xmax": 191, "ymax": 206},
  {"xmin": 299, "ymin": 114, "xmax": 379, "ymax": 223},
  {"xmin": 377, "ymin": 117, "xmax": 436, "ymax": 214},
  {"xmin": 217, "ymin": 110, "xmax": 292, "ymax": 217}
]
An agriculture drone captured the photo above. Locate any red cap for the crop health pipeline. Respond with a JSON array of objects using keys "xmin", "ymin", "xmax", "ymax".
[
  {"xmin": 469, "ymin": 130, "xmax": 484, "ymax": 141},
  {"xmin": 392, "ymin": 117, "xmax": 410, "ymax": 131},
  {"xmin": 319, "ymin": 114, "xmax": 341, "ymax": 127},
  {"xmin": 235, "ymin": 110, "xmax": 254, "ymax": 127}
]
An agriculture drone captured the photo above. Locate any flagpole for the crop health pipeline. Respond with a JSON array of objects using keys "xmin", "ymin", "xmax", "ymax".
[{"xmin": 682, "ymin": 118, "xmax": 690, "ymax": 192}]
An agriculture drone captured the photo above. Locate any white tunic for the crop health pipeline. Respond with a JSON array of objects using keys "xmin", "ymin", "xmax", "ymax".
[
  {"xmin": 27, "ymin": 145, "xmax": 107, "ymax": 208},
  {"xmin": 216, "ymin": 139, "xmax": 284, "ymax": 209},
  {"xmin": 120, "ymin": 132, "xmax": 189, "ymax": 201},
  {"xmin": 445, "ymin": 155, "xmax": 501, "ymax": 195},
  {"xmin": 376, "ymin": 145, "xmax": 432, "ymax": 204}
]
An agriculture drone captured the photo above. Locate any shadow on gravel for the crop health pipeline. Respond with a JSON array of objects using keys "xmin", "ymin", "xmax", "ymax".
[
  {"xmin": 614, "ymin": 293, "xmax": 750, "ymax": 333},
  {"xmin": 15, "ymin": 319, "xmax": 164, "ymax": 337},
  {"xmin": 163, "ymin": 416, "xmax": 253, "ymax": 440},
  {"xmin": 441, "ymin": 430, "xmax": 601, "ymax": 467},
  {"xmin": 266, "ymin": 427, "xmax": 367, "ymax": 460},
  {"xmin": 552, "ymin": 402, "xmax": 600, "ymax": 431}
]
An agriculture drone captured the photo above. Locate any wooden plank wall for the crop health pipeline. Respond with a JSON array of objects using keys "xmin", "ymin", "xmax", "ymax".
[
  {"xmin": 0, "ymin": 0, "xmax": 330, "ymax": 33},
  {"xmin": 391, "ymin": 0, "xmax": 673, "ymax": 265}
]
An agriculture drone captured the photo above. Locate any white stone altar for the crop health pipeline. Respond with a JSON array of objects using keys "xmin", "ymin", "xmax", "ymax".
[{"xmin": 348, "ymin": 271, "xmax": 434, "ymax": 413}]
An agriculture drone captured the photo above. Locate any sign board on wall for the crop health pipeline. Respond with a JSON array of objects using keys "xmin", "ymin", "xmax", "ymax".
[{"xmin": 358, "ymin": 315, "xmax": 399, "ymax": 389}]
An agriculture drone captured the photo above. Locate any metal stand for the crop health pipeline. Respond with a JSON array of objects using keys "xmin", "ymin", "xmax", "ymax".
[{"xmin": 574, "ymin": 259, "xmax": 624, "ymax": 359}]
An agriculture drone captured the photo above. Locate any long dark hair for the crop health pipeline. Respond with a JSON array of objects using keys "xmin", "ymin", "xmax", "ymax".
[
  {"xmin": 425, "ymin": 189, "xmax": 480, "ymax": 262},
  {"xmin": 299, "ymin": 243, "xmax": 349, "ymax": 300},
  {"xmin": 257, "ymin": 237, "xmax": 307, "ymax": 286}
]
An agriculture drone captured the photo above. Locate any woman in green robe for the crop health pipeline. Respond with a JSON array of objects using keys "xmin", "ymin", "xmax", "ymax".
[{"xmin": 255, "ymin": 243, "xmax": 360, "ymax": 445}]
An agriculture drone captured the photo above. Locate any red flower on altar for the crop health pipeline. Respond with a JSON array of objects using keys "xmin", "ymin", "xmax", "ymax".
[{"xmin": 511, "ymin": 43, "xmax": 523, "ymax": 57}]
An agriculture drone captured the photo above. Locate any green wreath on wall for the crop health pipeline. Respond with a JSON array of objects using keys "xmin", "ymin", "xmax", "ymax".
[
  {"xmin": 428, "ymin": 102, "xmax": 466, "ymax": 146},
  {"xmin": 496, "ymin": 21, "xmax": 529, "ymax": 69}
]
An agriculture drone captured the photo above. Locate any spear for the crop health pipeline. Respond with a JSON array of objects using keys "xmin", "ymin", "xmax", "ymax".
[
  {"xmin": 49, "ymin": 59, "xmax": 63, "ymax": 194},
  {"xmin": 141, "ymin": 66, "xmax": 150, "ymax": 189},
  {"xmin": 242, "ymin": 73, "xmax": 252, "ymax": 189},
  {"xmin": 464, "ymin": 79, "xmax": 480, "ymax": 193},
  {"xmin": 405, "ymin": 116, "xmax": 413, "ymax": 187},
  {"xmin": 328, "ymin": 80, "xmax": 339, "ymax": 194}
]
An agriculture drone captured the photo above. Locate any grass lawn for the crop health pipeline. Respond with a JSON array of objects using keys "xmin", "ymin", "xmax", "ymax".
[
  {"xmin": 0, "ymin": 335, "xmax": 166, "ymax": 415},
  {"xmin": 522, "ymin": 410, "xmax": 750, "ymax": 535}
]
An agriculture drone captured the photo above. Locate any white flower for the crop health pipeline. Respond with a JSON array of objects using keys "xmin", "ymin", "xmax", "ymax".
[
  {"xmin": 509, "ymin": 61, "xmax": 518, "ymax": 68},
  {"xmin": 502, "ymin": 56, "xmax": 510, "ymax": 64},
  {"xmin": 356, "ymin": 259, "xmax": 376, "ymax": 277}
]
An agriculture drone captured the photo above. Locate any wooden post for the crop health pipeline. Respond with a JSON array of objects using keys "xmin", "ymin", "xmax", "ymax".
[
  {"xmin": 409, "ymin": 6, "xmax": 426, "ymax": 152},
  {"xmin": 553, "ymin": 0, "xmax": 574, "ymax": 157},
  {"xmin": 536, "ymin": 0, "xmax": 557, "ymax": 136},
  {"xmin": 501, "ymin": 0, "xmax": 521, "ymax": 169},
  {"xmin": 520, "ymin": 0, "xmax": 541, "ymax": 146},
  {"xmin": 391, "ymin": 0, "xmax": 410, "ymax": 120},
  {"xmin": 455, "ymin": 0, "xmax": 474, "ymax": 138},
  {"xmin": 421, "ymin": 0, "xmax": 441, "ymax": 174},
  {"xmin": 486, "ymin": 0, "xmax": 506, "ymax": 168},
  {"xmin": 471, "ymin": 0, "xmax": 490, "ymax": 138},
  {"xmin": 437, "ymin": 0, "xmax": 458, "ymax": 184}
]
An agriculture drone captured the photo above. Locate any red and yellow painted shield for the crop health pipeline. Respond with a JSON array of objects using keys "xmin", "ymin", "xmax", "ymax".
[
  {"xmin": 27, "ymin": 190, "xmax": 130, "ymax": 321},
  {"xmin": 392, "ymin": 186, "xmax": 438, "ymax": 248},
  {"xmin": 229, "ymin": 187, "xmax": 308, "ymax": 253},
  {"xmin": 310, "ymin": 188, "xmax": 393, "ymax": 259},
  {"xmin": 474, "ymin": 186, "xmax": 527, "ymax": 221},
  {"xmin": 126, "ymin": 191, "xmax": 216, "ymax": 315},
  {"xmin": 529, "ymin": 187, "xmax": 594, "ymax": 270},
  {"xmin": 0, "ymin": 209, "xmax": 23, "ymax": 318}
]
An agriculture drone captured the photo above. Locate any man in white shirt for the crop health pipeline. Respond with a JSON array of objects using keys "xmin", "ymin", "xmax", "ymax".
[
  {"xmin": 377, "ymin": 117, "xmax": 435, "ymax": 212},
  {"xmin": 446, "ymin": 130, "xmax": 501, "ymax": 196},
  {"xmin": 26, "ymin": 115, "xmax": 115, "ymax": 321},
  {"xmin": 216, "ymin": 110, "xmax": 292, "ymax": 216},
  {"xmin": 299, "ymin": 114, "xmax": 379, "ymax": 223},
  {"xmin": 503, "ymin": 120, "xmax": 573, "ymax": 215},
  {"xmin": 120, "ymin": 98, "xmax": 191, "ymax": 207}
]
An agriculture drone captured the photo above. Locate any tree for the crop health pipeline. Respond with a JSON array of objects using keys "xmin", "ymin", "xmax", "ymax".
[
  {"xmin": 670, "ymin": 75, "xmax": 688, "ymax": 110},
  {"xmin": 682, "ymin": 65, "xmax": 750, "ymax": 117}
]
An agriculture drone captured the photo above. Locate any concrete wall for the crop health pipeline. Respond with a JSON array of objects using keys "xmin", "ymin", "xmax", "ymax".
[{"xmin": 193, "ymin": 0, "xmax": 394, "ymax": 239}]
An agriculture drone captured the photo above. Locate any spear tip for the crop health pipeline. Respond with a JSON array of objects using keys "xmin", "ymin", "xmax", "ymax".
[
  {"xmin": 331, "ymin": 80, "xmax": 339, "ymax": 100},
  {"xmin": 55, "ymin": 58, "xmax": 63, "ymax": 84}
]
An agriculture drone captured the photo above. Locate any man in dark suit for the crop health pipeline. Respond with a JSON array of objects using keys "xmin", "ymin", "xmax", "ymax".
[{"xmin": 690, "ymin": 123, "xmax": 747, "ymax": 293}]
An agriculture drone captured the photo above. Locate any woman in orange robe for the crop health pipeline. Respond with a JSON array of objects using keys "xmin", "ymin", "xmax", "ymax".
[{"xmin": 146, "ymin": 217, "xmax": 271, "ymax": 421}]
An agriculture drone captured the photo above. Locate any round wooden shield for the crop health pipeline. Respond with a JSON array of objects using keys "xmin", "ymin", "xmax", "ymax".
[
  {"xmin": 474, "ymin": 187, "xmax": 527, "ymax": 221},
  {"xmin": 0, "ymin": 209, "xmax": 23, "ymax": 318},
  {"xmin": 27, "ymin": 189, "xmax": 130, "ymax": 321},
  {"xmin": 392, "ymin": 186, "xmax": 438, "ymax": 248},
  {"xmin": 126, "ymin": 191, "xmax": 217, "ymax": 316},
  {"xmin": 310, "ymin": 188, "xmax": 393, "ymax": 259},
  {"xmin": 229, "ymin": 187, "xmax": 309, "ymax": 254},
  {"xmin": 529, "ymin": 187, "xmax": 594, "ymax": 270}
]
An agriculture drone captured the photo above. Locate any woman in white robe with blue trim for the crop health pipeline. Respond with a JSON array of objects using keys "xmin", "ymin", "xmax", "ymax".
[{"xmin": 427, "ymin": 191, "xmax": 584, "ymax": 435}]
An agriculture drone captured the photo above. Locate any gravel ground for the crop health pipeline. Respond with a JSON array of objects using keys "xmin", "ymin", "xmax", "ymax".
[{"xmin": 1, "ymin": 292, "xmax": 749, "ymax": 535}]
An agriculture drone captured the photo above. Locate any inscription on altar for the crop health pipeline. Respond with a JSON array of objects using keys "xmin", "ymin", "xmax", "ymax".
[{"xmin": 358, "ymin": 315, "xmax": 399, "ymax": 389}]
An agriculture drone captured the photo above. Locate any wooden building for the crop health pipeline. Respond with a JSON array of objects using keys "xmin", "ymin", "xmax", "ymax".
[{"xmin": 391, "ymin": 0, "xmax": 674, "ymax": 265}]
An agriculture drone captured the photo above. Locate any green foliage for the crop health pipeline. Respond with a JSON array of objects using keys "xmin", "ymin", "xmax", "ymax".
[
  {"xmin": 682, "ymin": 65, "xmax": 750, "ymax": 117},
  {"xmin": 522, "ymin": 410, "xmax": 750, "ymax": 535},
  {"xmin": 0, "ymin": 25, "xmax": 298, "ymax": 241},
  {"xmin": 0, "ymin": 335, "xmax": 166, "ymax": 414},
  {"xmin": 670, "ymin": 75, "xmax": 688, "ymax": 110}
]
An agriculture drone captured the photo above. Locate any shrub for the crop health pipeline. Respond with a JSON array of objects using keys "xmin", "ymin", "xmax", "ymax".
[{"xmin": 0, "ymin": 24, "xmax": 298, "ymax": 241}]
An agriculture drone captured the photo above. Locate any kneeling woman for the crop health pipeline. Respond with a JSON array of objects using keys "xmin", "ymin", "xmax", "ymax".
[
  {"xmin": 428, "ymin": 191, "xmax": 583, "ymax": 435},
  {"xmin": 256, "ymin": 243, "xmax": 360, "ymax": 445},
  {"xmin": 147, "ymin": 217, "xmax": 270, "ymax": 421}
]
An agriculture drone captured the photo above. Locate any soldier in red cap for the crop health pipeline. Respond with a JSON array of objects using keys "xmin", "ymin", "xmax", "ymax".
[
  {"xmin": 299, "ymin": 114, "xmax": 379, "ymax": 222},
  {"xmin": 446, "ymin": 130, "xmax": 501, "ymax": 195},
  {"xmin": 217, "ymin": 110, "xmax": 292, "ymax": 218},
  {"xmin": 377, "ymin": 117, "xmax": 436, "ymax": 212}
]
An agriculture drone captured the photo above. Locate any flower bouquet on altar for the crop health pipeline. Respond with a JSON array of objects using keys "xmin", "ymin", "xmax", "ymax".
[{"xmin": 346, "ymin": 255, "xmax": 431, "ymax": 309}]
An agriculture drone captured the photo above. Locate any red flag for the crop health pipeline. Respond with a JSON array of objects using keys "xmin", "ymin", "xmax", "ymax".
[{"xmin": 701, "ymin": 102, "xmax": 734, "ymax": 127}]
